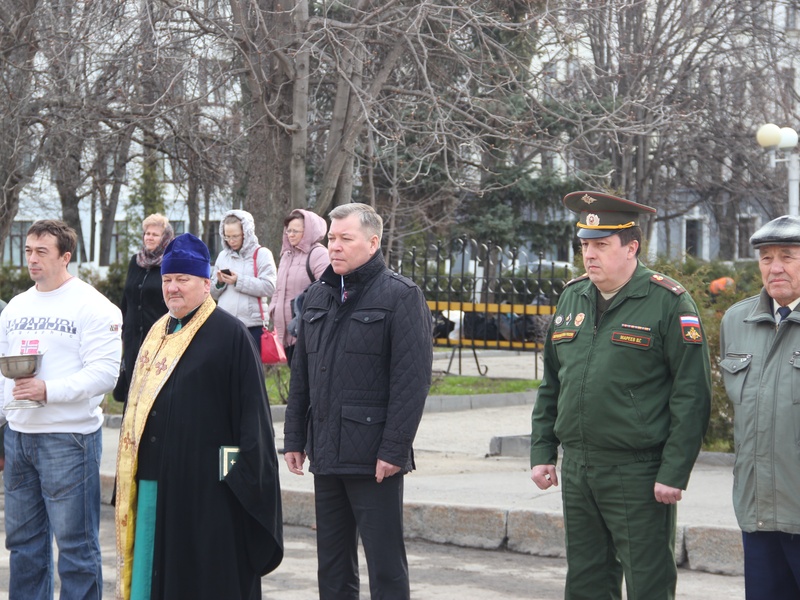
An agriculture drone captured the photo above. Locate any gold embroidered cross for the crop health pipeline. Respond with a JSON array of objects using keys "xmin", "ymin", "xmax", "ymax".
[
  {"xmin": 155, "ymin": 358, "xmax": 168, "ymax": 374},
  {"xmin": 139, "ymin": 350, "xmax": 150, "ymax": 366}
]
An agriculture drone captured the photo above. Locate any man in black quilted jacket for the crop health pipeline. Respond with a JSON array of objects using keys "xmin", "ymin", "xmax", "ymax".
[{"xmin": 284, "ymin": 202, "xmax": 433, "ymax": 600}]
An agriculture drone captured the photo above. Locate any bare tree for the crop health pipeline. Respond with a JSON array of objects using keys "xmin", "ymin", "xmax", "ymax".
[
  {"xmin": 5, "ymin": 0, "xmax": 797, "ymax": 267},
  {"xmin": 0, "ymin": 0, "xmax": 43, "ymax": 253},
  {"xmin": 537, "ymin": 0, "xmax": 797, "ymax": 256}
]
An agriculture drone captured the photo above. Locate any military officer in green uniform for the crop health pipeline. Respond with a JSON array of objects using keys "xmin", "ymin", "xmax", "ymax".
[{"xmin": 530, "ymin": 191, "xmax": 712, "ymax": 600}]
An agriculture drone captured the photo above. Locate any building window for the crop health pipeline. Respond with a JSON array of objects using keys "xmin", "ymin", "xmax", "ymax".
[
  {"xmin": 3, "ymin": 221, "xmax": 34, "ymax": 267},
  {"xmin": 738, "ymin": 216, "xmax": 758, "ymax": 259},
  {"xmin": 685, "ymin": 219, "xmax": 703, "ymax": 258},
  {"xmin": 107, "ymin": 221, "xmax": 126, "ymax": 265},
  {"xmin": 205, "ymin": 221, "xmax": 220, "ymax": 258}
]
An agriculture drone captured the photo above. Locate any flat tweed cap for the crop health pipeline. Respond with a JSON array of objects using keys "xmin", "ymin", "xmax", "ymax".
[
  {"xmin": 563, "ymin": 191, "xmax": 657, "ymax": 239},
  {"xmin": 750, "ymin": 215, "xmax": 800, "ymax": 248}
]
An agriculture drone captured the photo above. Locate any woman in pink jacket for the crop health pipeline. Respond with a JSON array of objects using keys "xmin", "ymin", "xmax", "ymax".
[{"xmin": 270, "ymin": 209, "xmax": 329, "ymax": 365}]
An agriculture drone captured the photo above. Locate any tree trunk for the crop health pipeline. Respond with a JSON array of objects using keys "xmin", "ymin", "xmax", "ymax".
[
  {"xmin": 51, "ymin": 130, "xmax": 88, "ymax": 262},
  {"xmin": 316, "ymin": 36, "xmax": 408, "ymax": 216},
  {"xmin": 291, "ymin": 0, "xmax": 309, "ymax": 212},
  {"xmin": 98, "ymin": 127, "xmax": 133, "ymax": 265},
  {"xmin": 231, "ymin": 0, "xmax": 295, "ymax": 252}
]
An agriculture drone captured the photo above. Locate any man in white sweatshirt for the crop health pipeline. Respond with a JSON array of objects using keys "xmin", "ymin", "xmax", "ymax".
[{"xmin": 0, "ymin": 220, "xmax": 122, "ymax": 599}]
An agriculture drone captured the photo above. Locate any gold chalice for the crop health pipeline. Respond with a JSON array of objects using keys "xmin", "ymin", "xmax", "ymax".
[{"xmin": 0, "ymin": 353, "xmax": 45, "ymax": 409}]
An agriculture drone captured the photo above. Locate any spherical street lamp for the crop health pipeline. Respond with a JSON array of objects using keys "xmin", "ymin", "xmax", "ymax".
[
  {"xmin": 756, "ymin": 123, "xmax": 800, "ymax": 216},
  {"xmin": 757, "ymin": 123, "xmax": 782, "ymax": 148}
]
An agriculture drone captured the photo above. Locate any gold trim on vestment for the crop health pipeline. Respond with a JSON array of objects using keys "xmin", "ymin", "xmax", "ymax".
[{"xmin": 114, "ymin": 295, "xmax": 215, "ymax": 600}]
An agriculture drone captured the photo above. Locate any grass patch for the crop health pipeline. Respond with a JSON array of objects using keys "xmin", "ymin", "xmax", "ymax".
[
  {"xmin": 102, "ymin": 395, "xmax": 124, "ymax": 415},
  {"xmin": 103, "ymin": 366, "xmax": 540, "ymax": 411},
  {"xmin": 430, "ymin": 374, "xmax": 539, "ymax": 395},
  {"xmin": 101, "ymin": 367, "xmax": 294, "ymax": 410},
  {"xmin": 702, "ymin": 438, "xmax": 734, "ymax": 453},
  {"xmin": 265, "ymin": 365, "xmax": 291, "ymax": 404},
  {"xmin": 262, "ymin": 366, "xmax": 539, "ymax": 404}
]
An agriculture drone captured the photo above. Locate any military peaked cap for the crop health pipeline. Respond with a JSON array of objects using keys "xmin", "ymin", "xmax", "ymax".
[{"xmin": 563, "ymin": 191, "xmax": 657, "ymax": 239}]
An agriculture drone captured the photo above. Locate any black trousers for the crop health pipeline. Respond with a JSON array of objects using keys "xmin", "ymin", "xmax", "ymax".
[{"xmin": 314, "ymin": 473, "xmax": 409, "ymax": 600}]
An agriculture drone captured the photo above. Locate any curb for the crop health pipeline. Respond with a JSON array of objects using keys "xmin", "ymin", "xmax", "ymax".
[{"xmin": 279, "ymin": 487, "xmax": 744, "ymax": 576}]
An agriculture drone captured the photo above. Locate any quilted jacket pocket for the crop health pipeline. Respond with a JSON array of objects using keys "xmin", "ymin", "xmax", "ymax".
[
  {"xmin": 346, "ymin": 311, "xmax": 386, "ymax": 354},
  {"xmin": 302, "ymin": 309, "xmax": 328, "ymax": 353},
  {"xmin": 339, "ymin": 405, "xmax": 387, "ymax": 464}
]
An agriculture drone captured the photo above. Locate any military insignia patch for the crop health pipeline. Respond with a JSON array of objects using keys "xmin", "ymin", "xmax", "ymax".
[
  {"xmin": 680, "ymin": 315, "xmax": 703, "ymax": 343},
  {"xmin": 586, "ymin": 214, "xmax": 600, "ymax": 227},
  {"xmin": 575, "ymin": 313, "xmax": 585, "ymax": 327},
  {"xmin": 565, "ymin": 313, "xmax": 572, "ymax": 325},
  {"xmin": 555, "ymin": 315, "xmax": 564, "ymax": 326},
  {"xmin": 611, "ymin": 331, "xmax": 652, "ymax": 348},
  {"xmin": 551, "ymin": 331, "xmax": 577, "ymax": 342}
]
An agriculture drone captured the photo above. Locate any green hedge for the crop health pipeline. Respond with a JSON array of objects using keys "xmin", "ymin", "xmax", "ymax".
[{"xmin": 0, "ymin": 266, "xmax": 35, "ymax": 301}]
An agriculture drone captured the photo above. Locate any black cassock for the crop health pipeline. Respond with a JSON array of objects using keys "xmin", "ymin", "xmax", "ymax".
[{"xmin": 136, "ymin": 307, "xmax": 283, "ymax": 599}]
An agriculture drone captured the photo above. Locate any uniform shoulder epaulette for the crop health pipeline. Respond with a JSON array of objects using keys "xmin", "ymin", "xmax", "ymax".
[
  {"xmin": 565, "ymin": 273, "xmax": 590, "ymax": 287},
  {"xmin": 650, "ymin": 273, "xmax": 686, "ymax": 295}
]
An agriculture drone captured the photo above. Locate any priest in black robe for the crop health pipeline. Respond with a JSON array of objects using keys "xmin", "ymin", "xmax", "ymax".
[{"xmin": 115, "ymin": 233, "xmax": 283, "ymax": 600}]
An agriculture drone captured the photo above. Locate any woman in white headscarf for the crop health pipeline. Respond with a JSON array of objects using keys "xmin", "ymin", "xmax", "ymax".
[{"xmin": 210, "ymin": 209, "xmax": 277, "ymax": 349}]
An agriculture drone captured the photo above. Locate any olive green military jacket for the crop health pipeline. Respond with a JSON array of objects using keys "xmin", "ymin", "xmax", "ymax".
[
  {"xmin": 530, "ymin": 262, "xmax": 712, "ymax": 490},
  {"xmin": 720, "ymin": 289, "xmax": 800, "ymax": 534}
]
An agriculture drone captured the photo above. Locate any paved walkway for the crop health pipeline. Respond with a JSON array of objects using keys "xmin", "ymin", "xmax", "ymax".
[{"xmin": 99, "ymin": 349, "xmax": 744, "ymax": 578}]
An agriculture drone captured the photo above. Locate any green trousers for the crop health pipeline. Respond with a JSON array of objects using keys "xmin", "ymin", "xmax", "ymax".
[{"xmin": 561, "ymin": 453, "xmax": 677, "ymax": 600}]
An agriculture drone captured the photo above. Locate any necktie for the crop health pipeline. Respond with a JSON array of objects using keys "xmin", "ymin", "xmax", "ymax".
[
  {"xmin": 341, "ymin": 276, "xmax": 348, "ymax": 303},
  {"xmin": 777, "ymin": 306, "xmax": 792, "ymax": 324}
]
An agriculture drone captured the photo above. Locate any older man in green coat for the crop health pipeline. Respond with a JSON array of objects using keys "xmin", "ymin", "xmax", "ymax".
[{"xmin": 720, "ymin": 215, "xmax": 800, "ymax": 600}]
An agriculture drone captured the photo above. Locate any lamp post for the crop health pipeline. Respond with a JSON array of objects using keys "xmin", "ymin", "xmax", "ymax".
[{"xmin": 756, "ymin": 123, "xmax": 800, "ymax": 217}]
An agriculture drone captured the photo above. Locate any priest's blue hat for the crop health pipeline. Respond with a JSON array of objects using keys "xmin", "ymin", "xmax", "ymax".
[{"xmin": 161, "ymin": 233, "xmax": 211, "ymax": 278}]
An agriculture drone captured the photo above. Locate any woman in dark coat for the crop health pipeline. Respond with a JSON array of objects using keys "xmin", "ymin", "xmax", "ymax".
[{"xmin": 114, "ymin": 213, "xmax": 174, "ymax": 404}]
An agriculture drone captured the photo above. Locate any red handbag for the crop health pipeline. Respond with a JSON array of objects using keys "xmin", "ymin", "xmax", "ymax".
[
  {"xmin": 260, "ymin": 328, "xmax": 287, "ymax": 365},
  {"xmin": 254, "ymin": 247, "xmax": 287, "ymax": 365}
]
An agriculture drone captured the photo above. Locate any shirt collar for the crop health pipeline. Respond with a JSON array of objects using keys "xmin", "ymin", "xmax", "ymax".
[{"xmin": 773, "ymin": 297, "xmax": 800, "ymax": 322}]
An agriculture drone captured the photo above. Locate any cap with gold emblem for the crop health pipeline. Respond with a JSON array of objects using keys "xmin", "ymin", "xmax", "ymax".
[{"xmin": 563, "ymin": 191, "xmax": 657, "ymax": 239}]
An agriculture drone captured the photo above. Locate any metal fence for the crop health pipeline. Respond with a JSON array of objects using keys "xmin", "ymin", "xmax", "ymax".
[{"xmin": 393, "ymin": 238, "xmax": 573, "ymax": 375}]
